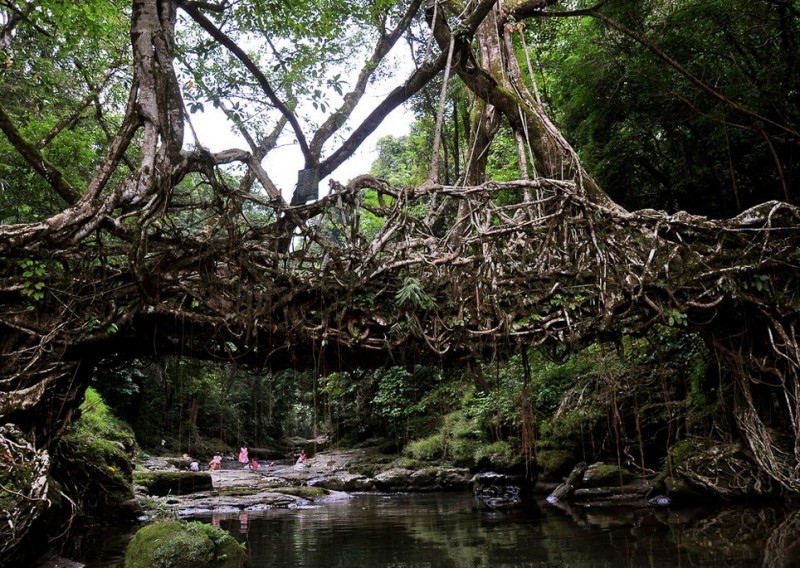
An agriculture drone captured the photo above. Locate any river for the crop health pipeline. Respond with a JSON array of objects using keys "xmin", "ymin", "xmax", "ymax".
[{"xmin": 82, "ymin": 492, "xmax": 800, "ymax": 567}]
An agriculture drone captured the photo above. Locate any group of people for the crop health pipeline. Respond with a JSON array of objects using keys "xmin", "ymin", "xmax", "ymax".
[
  {"xmin": 181, "ymin": 446, "xmax": 299, "ymax": 471},
  {"xmin": 239, "ymin": 446, "xmax": 262, "ymax": 470},
  {"xmin": 204, "ymin": 446, "xmax": 274, "ymax": 471}
]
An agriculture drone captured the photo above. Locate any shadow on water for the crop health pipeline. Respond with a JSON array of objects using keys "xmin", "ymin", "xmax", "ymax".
[{"xmin": 78, "ymin": 493, "xmax": 800, "ymax": 567}]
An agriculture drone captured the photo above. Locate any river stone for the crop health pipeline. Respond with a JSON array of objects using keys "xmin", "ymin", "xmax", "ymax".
[
  {"xmin": 428, "ymin": 467, "xmax": 472, "ymax": 490},
  {"xmin": 133, "ymin": 471, "xmax": 214, "ymax": 496},
  {"xmin": 474, "ymin": 484, "xmax": 521, "ymax": 508},
  {"xmin": 307, "ymin": 472, "xmax": 374, "ymax": 491},
  {"xmin": 374, "ymin": 467, "xmax": 414, "ymax": 489},
  {"xmin": 581, "ymin": 462, "xmax": 635, "ymax": 488},
  {"xmin": 124, "ymin": 520, "xmax": 246, "ymax": 568},
  {"xmin": 375, "ymin": 466, "xmax": 471, "ymax": 490}
]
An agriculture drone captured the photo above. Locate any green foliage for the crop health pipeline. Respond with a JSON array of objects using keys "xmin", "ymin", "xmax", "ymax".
[
  {"xmin": 53, "ymin": 387, "xmax": 137, "ymax": 518},
  {"xmin": 16, "ymin": 258, "xmax": 47, "ymax": 304},
  {"xmin": 395, "ymin": 277, "xmax": 436, "ymax": 310},
  {"xmin": 404, "ymin": 410, "xmax": 519, "ymax": 470},
  {"xmin": 72, "ymin": 387, "xmax": 137, "ymax": 449},
  {"xmin": 372, "ymin": 367, "xmax": 414, "ymax": 421},
  {"xmin": 485, "ymin": 125, "xmax": 522, "ymax": 183},
  {"xmin": 0, "ymin": 0, "xmax": 130, "ymax": 221},
  {"xmin": 404, "ymin": 433, "xmax": 445, "ymax": 461},
  {"xmin": 370, "ymin": 134, "xmax": 426, "ymax": 187},
  {"xmin": 93, "ymin": 359, "xmax": 298, "ymax": 453},
  {"xmin": 534, "ymin": 0, "xmax": 800, "ymax": 216},
  {"xmin": 532, "ymin": 329, "xmax": 716, "ymax": 471},
  {"xmin": 124, "ymin": 521, "xmax": 246, "ymax": 568},
  {"xmin": 178, "ymin": 0, "xmax": 409, "ymax": 141}
]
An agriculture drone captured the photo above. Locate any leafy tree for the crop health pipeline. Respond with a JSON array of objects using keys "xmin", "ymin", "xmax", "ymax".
[{"xmin": 534, "ymin": 0, "xmax": 800, "ymax": 216}]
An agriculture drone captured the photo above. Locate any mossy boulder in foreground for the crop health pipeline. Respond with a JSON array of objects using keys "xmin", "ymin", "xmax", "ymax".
[{"xmin": 124, "ymin": 521, "xmax": 246, "ymax": 568}]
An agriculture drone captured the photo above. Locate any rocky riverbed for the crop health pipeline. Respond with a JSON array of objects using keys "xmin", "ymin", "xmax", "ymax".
[
  {"xmin": 134, "ymin": 449, "xmax": 667, "ymax": 518},
  {"xmin": 135, "ymin": 448, "xmax": 486, "ymax": 516}
]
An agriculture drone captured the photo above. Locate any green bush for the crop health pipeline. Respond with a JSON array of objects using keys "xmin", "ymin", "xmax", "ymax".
[{"xmin": 404, "ymin": 433, "xmax": 444, "ymax": 461}]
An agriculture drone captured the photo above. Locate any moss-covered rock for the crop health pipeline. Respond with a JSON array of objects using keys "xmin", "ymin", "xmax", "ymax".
[
  {"xmin": 134, "ymin": 471, "xmax": 214, "ymax": 496},
  {"xmin": 273, "ymin": 486, "xmax": 329, "ymax": 499},
  {"xmin": 52, "ymin": 387, "xmax": 138, "ymax": 518},
  {"xmin": 124, "ymin": 521, "xmax": 246, "ymax": 568},
  {"xmin": 581, "ymin": 462, "xmax": 636, "ymax": 487},
  {"xmin": 537, "ymin": 448, "xmax": 580, "ymax": 481}
]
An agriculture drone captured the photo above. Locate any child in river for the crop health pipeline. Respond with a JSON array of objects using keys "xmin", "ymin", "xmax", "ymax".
[{"xmin": 209, "ymin": 452, "xmax": 222, "ymax": 471}]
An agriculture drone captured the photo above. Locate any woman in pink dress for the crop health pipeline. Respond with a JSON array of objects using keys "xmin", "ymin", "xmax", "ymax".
[{"xmin": 239, "ymin": 446, "xmax": 249, "ymax": 469}]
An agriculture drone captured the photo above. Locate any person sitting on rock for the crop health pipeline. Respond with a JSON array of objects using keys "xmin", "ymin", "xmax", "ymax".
[{"xmin": 209, "ymin": 452, "xmax": 222, "ymax": 471}]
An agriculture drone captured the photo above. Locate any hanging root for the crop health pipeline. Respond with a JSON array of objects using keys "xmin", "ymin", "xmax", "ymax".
[{"xmin": 0, "ymin": 425, "xmax": 51, "ymax": 558}]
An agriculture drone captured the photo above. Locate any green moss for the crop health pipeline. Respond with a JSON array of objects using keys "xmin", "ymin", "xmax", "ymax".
[
  {"xmin": 472, "ymin": 441, "xmax": 517, "ymax": 468},
  {"xmin": 275, "ymin": 486, "xmax": 328, "ymax": 499},
  {"xmin": 669, "ymin": 439, "xmax": 696, "ymax": 465},
  {"xmin": 73, "ymin": 387, "xmax": 137, "ymax": 450},
  {"xmin": 124, "ymin": 521, "xmax": 246, "ymax": 568},
  {"xmin": 53, "ymin": 387, "xmax": 137, "ymax": 515},
  {"xmin": 582, "ymin": 464, "xmax": 635, "ymax": 487},
  {"xmin": 537, "ymin": 449, "xmax": 580, "ymax": 479},
  {"xmin": 393, "ymin": 457, "xmax": 422, "ymax": 469},
  {"xmin": 0, "ymin": 460, "xmax": 39, "ymax": 512}
]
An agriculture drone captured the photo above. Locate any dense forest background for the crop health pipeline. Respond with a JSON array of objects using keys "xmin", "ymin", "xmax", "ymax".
[{"xmin": 57, "ymin": 0, "xmax": 797, "ymax": 479}]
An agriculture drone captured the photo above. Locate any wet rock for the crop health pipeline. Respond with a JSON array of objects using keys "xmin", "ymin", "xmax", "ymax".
[
  {"xmin": 648, "ymin": 495, "xmax": 672, "ymax": 507},
  {"xmin": 374, "ymin": 467, "xmax": 413, "ymax": 489},
  {"xmin": 547, "ymin": 462, "xmax": 587, "ymax": 503},
  {"xmin": 581, "ymin": 462, "xmax": 636, "ymax": 488},
  {"xmin": 375, "ymin": 466, "xmax": 471, "ymax": 491},
  {"xmin": 133, "ymin": 471, "xmax": 213, "ymax": 496},
  {"xmin": 471, "ymin": 473, "xmax": 522, "ymax": 508},
  {"xmin": 307, "ymin": 472, "xmax": 374, "ymax": 491}
]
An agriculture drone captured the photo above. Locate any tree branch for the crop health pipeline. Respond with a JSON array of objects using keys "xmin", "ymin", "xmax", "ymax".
[
  {"xmin": 179, "ymin": 1, "xmax": 313, "ymax": 166},
  {"xmin": 309, "ymin": 0, "xmax": 423, "ymax": 157},
  {"xmin": 0, "ymin": 102, "xmax": 81, "ymax": 204}
]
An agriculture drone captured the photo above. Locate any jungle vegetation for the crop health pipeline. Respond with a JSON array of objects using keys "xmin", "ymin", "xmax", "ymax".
[{"xmin": 1, "ymin": 0, "xmax": 799, "ymax": 564}]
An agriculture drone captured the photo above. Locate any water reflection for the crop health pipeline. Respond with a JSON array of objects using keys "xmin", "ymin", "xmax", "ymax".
[
  {"xmin": 199, "ymin": 494, "xmax": 800, "ymax": 568},
  {"xmin": 81, "ymin": 493, "xmax": 800, "ymax": 567}
]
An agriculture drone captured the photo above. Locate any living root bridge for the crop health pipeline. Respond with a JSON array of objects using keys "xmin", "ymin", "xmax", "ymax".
[{"xmin": 1, "ymin": 175, "xmax": 800, "ymax": 557}]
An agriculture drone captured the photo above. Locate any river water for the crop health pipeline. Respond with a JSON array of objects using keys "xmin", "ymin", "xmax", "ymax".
[{"xmin": 84, "ymin": 492, "xmax": 800, "ymax": 567}]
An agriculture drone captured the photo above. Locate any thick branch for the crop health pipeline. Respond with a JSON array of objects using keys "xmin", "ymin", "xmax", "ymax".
[
  {"xmin": 0, "ymin": 103, "xmax": 81, "ymax": 205},
  {"xmin": 309, "ymin": 0, "xmax": 423, "ymax": 157},
  {"xmin": 179, "ymin": 1, "xmax": 313, "ymax": 166}
]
